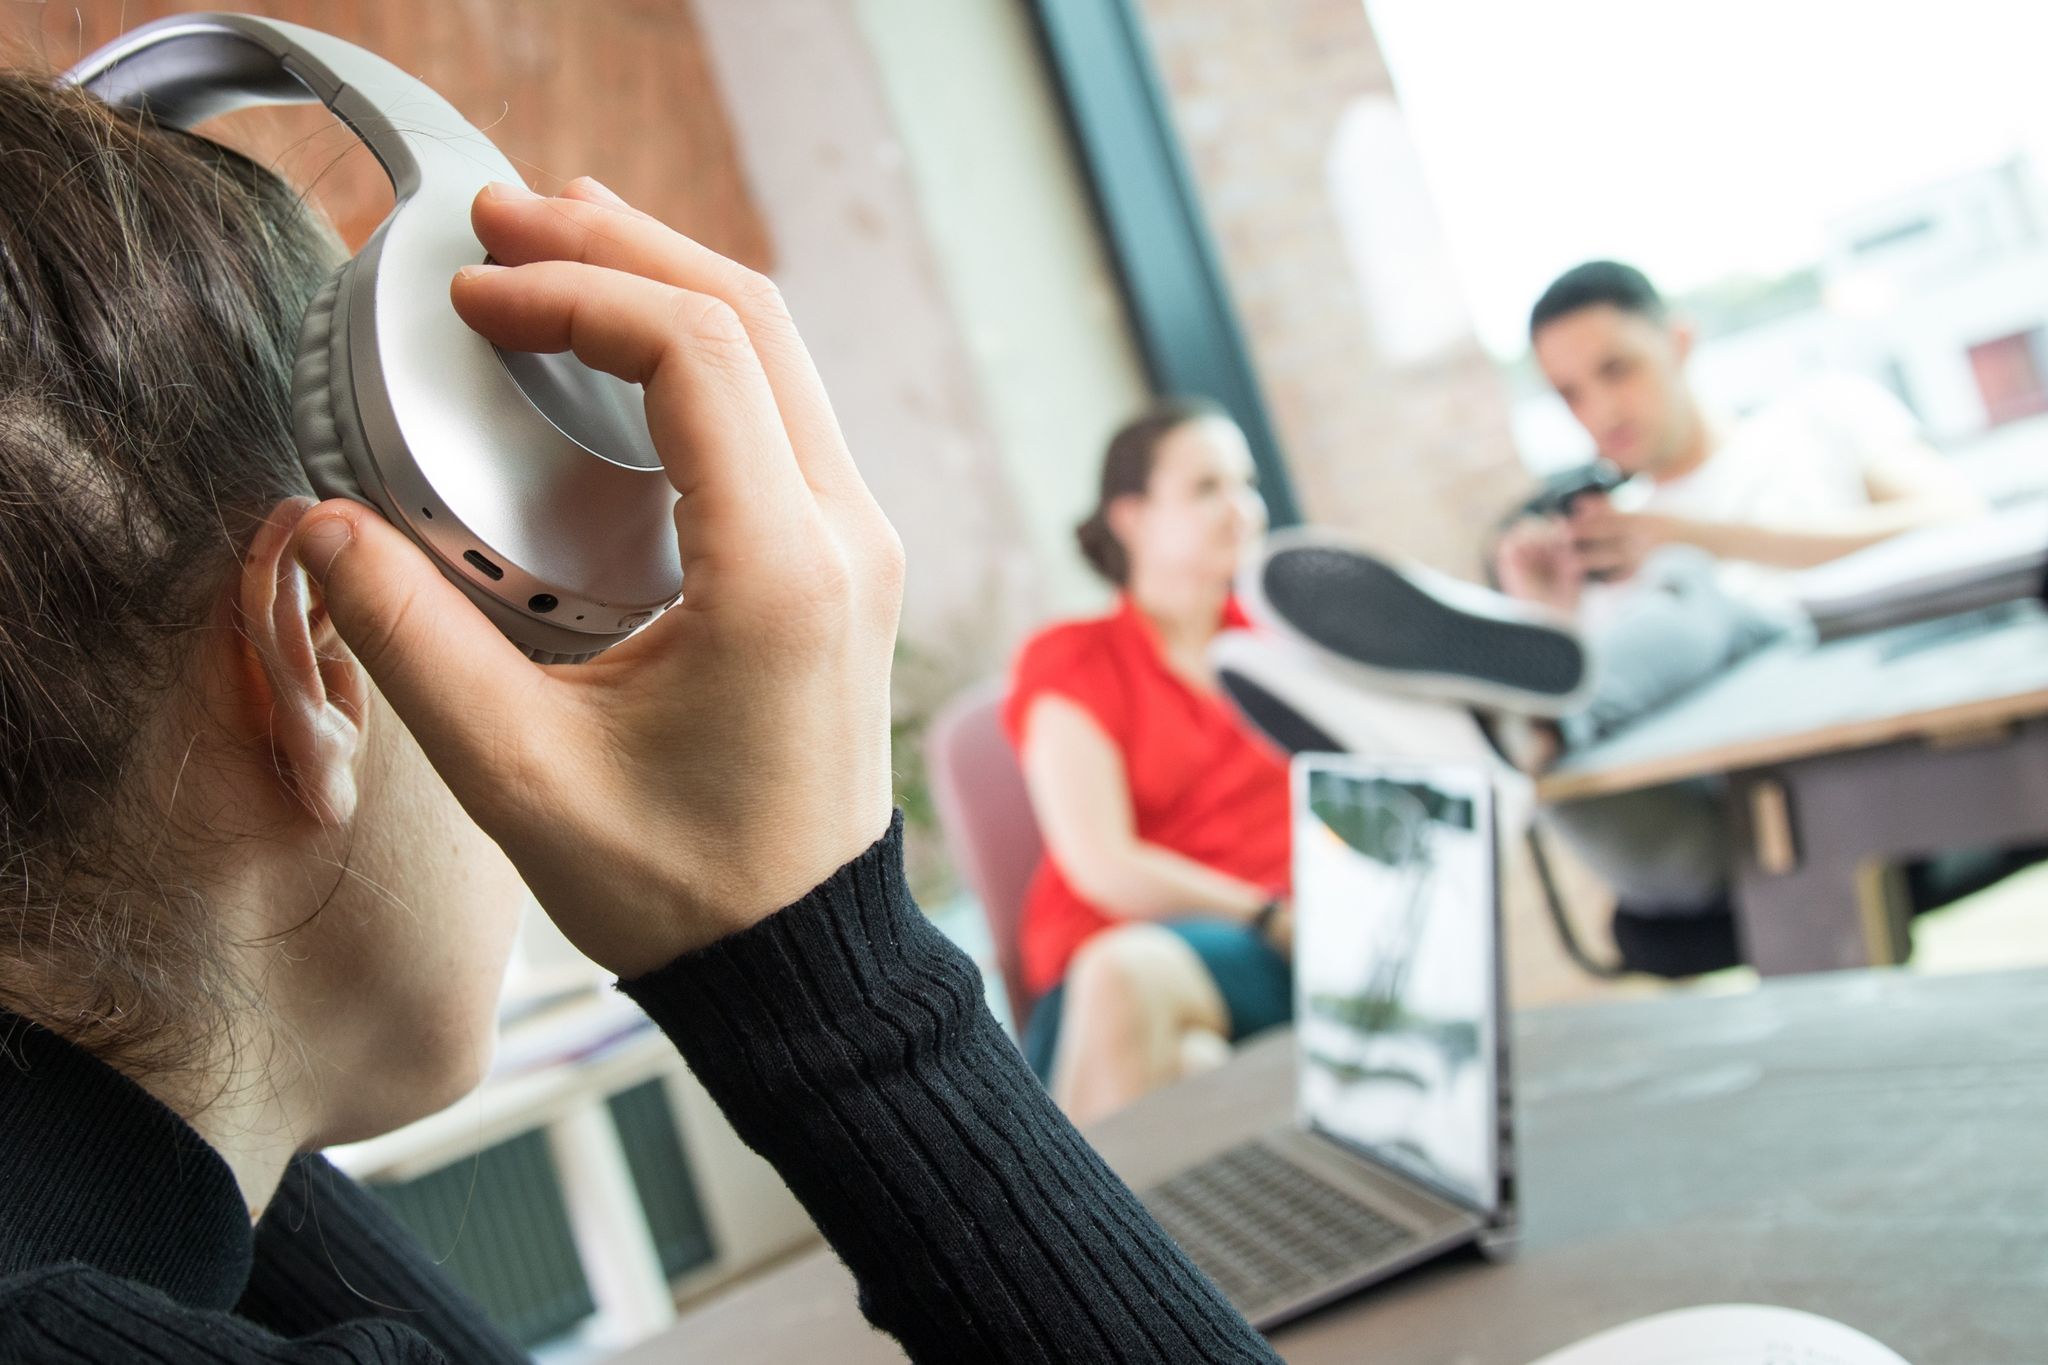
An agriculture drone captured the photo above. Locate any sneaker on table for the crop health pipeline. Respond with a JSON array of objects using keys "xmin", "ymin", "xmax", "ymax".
[
  {"xmin": 1239, "ymin": 528, "xmax": 1592, "ymax": 718},
  {"xmin": 1207, "ymin": 628, "xmax": 1534, "ymax": 835},
  {"xmin": 1208, "ymin": 628, "xmax": 1499, "ymax": 763}
]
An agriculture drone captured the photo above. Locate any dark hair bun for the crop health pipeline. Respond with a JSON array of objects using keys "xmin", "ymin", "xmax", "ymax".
[
  {"xmin": 1075, "ymin": 511, "xmax": 1127, "ymax": 585},
  {"xmin": 1074, "ymin": 395, "xmax": 1228, "ymax": 587}
]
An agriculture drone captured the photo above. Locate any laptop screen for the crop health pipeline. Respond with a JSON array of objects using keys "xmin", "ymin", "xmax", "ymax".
[{"xmin": 1291, "ymin": 757, "xmax": 1500, "ymax": 1215}]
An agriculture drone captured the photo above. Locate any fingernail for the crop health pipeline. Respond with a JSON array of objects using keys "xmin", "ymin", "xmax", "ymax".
[
  {"xmin": 575, "ymin": 175, "xmax": 629, "ymax": 207},
  {"xmin": 455, "ymin": 262, "xmax": 507, "ymax": 282},
  {"xmin": 485, "ymin": 179, "xmax": 541, "ymax": 200},
  {"xmin": 292, "ymin": 512, "xmax": 354, "ymax": 583}
]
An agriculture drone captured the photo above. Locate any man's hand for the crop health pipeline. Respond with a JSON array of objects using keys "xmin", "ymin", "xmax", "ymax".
[
  {"xmin": 1568, "ymin": 495, "xmax": 1673, "ymax": 582},
  {"xmin": 1494, "ymin": 516, "xmax": 1587, "ymax": 615}
]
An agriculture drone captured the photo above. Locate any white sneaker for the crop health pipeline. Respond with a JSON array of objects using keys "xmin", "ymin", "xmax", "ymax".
[
  {"xmin": 1208, "ymin": 628, "xmax": 1498, "ymax": 762},
  {"xmin": 1208, "ymin": 628, "xmax": 1534, "ymax": 834},
  {"xmin": 1238, "ymin": 528, "xmax": 1592, "ymax": 718}
]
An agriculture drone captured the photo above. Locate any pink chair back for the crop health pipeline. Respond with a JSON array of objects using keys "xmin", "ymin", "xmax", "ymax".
[{"xmin": 924, "ymin": 681, "xmax": 1046, "ymax": 1030}]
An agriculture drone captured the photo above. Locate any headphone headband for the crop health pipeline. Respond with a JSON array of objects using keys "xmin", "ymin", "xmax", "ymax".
[{"xmin": 67, "ymin": 13, "xmax": 515, "ymax": 198}]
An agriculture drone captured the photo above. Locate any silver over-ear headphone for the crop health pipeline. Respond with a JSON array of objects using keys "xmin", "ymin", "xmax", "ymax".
[{"xmin": 69, "ymin": 13, "xmax": 683, "ymax": 662}]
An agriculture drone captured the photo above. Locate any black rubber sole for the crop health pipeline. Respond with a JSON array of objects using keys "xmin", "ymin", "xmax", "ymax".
[
  {"xmin": 1260, "ymin": 546, "xmax": 1586, "ymax": 698},
  {"xmin": 1217, "ymin": 668, "xmax": 1346, "ymax": 756}
]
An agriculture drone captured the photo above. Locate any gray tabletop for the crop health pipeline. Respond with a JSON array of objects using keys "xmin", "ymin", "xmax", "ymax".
[
  {"xmin": 626, "ymin": 967, "xmax": 2048, "ymax": 1364},
  {"xmin": 1540, "ymin": 600, "xmax": 2048, "ymax": 801}
]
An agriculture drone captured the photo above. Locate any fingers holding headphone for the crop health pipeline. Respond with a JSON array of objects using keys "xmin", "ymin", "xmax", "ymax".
[
  {"xmin": 554, "ymin": 175, "xmax": 656, "ymax": 221},
  {"xmin": 444, "ymin": 187, "xmax": 902, "ymax": 936},
  {"xmin": 449, "ymin": 256, "xmax": 812, "ymax": 586},
  {"xmin": 468, "ymin": 183, "xmax": 865, "ymax": 506}
]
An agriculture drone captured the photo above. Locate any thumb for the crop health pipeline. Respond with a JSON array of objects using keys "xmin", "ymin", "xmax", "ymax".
[{"xmin": 291, "ymin": 500, "xmax": 541, "ymax": 776}]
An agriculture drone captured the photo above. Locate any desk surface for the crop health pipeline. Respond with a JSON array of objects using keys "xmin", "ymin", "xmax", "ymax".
[
  {"xmin": 628, "ymin": 967, "xmax": 2048, "ymax": 1364},
  {"xmin": 1537, "ymin": 600, "xmax": 2048, "ymax": 802}
]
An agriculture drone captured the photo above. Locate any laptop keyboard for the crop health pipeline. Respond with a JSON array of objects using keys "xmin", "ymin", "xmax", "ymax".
[{"xmin": 1142, "ymin": 1142, "xmax": 1420, "ymax": 1318}]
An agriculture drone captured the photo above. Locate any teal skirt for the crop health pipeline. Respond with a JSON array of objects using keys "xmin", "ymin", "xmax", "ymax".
[{"xmin": 1020, "ymin": 918, "xmax": 1292, "ymax": 1084}]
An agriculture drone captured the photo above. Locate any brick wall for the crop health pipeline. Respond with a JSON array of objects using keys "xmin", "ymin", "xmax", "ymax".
[{"xmin": 1132, "ymin": 0, "xmax": 1525, "ymax": 577}]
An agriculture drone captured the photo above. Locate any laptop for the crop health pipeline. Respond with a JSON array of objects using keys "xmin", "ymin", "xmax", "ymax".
[{"xmin": 1138, "ymin": 754, "xmax": 1518, "ymax": 1330}]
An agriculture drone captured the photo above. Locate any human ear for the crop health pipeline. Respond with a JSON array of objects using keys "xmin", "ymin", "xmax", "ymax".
[
  {"xmin": 1668, "ymin": 316, "xmax": 1696, "ymax": 367},
  {"xmin": 233, "ymin": 498, "xmax": 372, "ymax": 827},
  {"xmin": 1105, "ymin": 491, "xmax": 1146, "ymax": 549}
]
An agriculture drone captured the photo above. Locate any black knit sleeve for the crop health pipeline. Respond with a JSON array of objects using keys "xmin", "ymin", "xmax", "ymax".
[
  {"xmin": 617, "ymin": 812, "xmax": 1280, "ymax": 1365},
  {"xmin": 237, "ymin": 1155, "xmax": 526, "ymax": 1364}
]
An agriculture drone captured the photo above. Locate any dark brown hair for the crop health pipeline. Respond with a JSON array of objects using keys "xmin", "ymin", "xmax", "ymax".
[
  {"xmin": 0, "ymin": 70, "xmax": 340, "ymax": 1077},
  {"xmin": 1074, "ymin": 396, "xmax": 1227, "ymax": 586}
]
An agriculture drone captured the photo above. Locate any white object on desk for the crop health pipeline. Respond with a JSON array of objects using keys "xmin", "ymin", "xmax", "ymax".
[
  {"xmin": 1791, "ymin": 502, "xmax": 2048, "ymax": 639},
  {"xmin": 1529, "ymin": 1303, "xmax": 1910, "ymax": 1365}
]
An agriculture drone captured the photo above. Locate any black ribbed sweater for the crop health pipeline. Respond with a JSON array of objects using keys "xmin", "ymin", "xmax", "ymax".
[{"xmin": 0, "ymin": 814, "xmax": 1279, "ymax": 1363}]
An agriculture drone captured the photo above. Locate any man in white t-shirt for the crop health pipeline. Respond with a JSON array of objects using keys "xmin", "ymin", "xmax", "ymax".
[
  {"xmin": 1498, "ymin": 261, "xmax": 1981, "ymax": 628},
  {"xmin": 1225, "ymin": 262, "xmax": 1984, "ymax": 976},
  {"xmin": 1495, "ymin": 262, "xmax": 1981, "ymax": 961},
  {"xmin": 1490, "ymin": 262, "xmax": 1984, "ymax": 752}
]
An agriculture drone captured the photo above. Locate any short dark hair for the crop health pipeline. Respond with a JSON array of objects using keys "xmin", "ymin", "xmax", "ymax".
[{"xmin": 1529, "ymin": 260, "xmax": 1665, "ymax": 338}]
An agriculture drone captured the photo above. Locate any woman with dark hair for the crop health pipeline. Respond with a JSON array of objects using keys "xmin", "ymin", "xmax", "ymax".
[
  {"xmin": 1003, "ymin": 400, "xmax": 1294, "ymax": 1124},
  {"xmin": 0, "ymin": 69, "xmax": 1278, "ymax": 1363}
]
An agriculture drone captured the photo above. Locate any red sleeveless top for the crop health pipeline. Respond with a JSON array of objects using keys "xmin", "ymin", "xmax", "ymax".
[{"xmin": 1001, "ymin": 594, "xmax": 1291, "ymax": 994}]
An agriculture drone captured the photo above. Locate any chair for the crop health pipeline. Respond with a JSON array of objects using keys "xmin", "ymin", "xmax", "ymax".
[{"xmin": 924, "ymin": 680, "xmax": 1045, "ymax": 1032}]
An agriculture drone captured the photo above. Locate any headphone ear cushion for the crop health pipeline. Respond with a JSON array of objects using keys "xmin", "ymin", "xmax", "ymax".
[
  {"xmin": 292, "ymin": 267, "xmax": 376, "ymax": 505},
  {"xmin": 291, "ymin": 266, "xmax": 610, "ymax": 666}
]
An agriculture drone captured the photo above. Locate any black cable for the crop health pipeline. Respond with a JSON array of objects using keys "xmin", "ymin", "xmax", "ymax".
[{"xmin": 1524, "ymin": 826, "xmax": 1628, "ymax": 980}]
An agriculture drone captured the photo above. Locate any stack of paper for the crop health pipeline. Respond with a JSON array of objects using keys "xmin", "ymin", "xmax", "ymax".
[{"xmin": 1792, "ymin": 503, "xmax": 2048, "ymax": 640}]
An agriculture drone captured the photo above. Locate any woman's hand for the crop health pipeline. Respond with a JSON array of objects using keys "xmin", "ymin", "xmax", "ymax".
[
  {"xmin": 289, "ymin": 178, "xmax": 903, "ymax": 977},
  {"xmin": 1258, "ymin": 899, "xmax": 1294, "ymax": 956}
]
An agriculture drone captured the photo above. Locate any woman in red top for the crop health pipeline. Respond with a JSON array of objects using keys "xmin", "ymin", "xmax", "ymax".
[{"xmin": 1004, "ymin": 398, "xmax": 1293, "ymax": 1123}]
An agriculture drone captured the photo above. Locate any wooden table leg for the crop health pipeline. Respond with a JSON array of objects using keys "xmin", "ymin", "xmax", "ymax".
[{"xmin": 1729, "ymin": 720, "xmax": 2048, "ymax": 976}]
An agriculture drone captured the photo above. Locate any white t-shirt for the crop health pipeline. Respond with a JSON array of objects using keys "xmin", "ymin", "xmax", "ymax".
[{"xmin": 1586, "ymin": 374, "xmax": 1925, "ymax": 622}]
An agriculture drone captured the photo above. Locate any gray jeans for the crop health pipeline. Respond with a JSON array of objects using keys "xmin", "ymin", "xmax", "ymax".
[{"xmin": 1543, "ymin": 550, "xmax": 1801, "ymax": 916}]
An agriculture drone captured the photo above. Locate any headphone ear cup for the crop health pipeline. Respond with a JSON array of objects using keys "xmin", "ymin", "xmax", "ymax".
[
  {"xmin": 291, "ymin": 264, "xmax": 610, "ymax": 666},
  {"xmin": 292, "ymin": 265, "xmax": 375, "ymax": 504}
]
